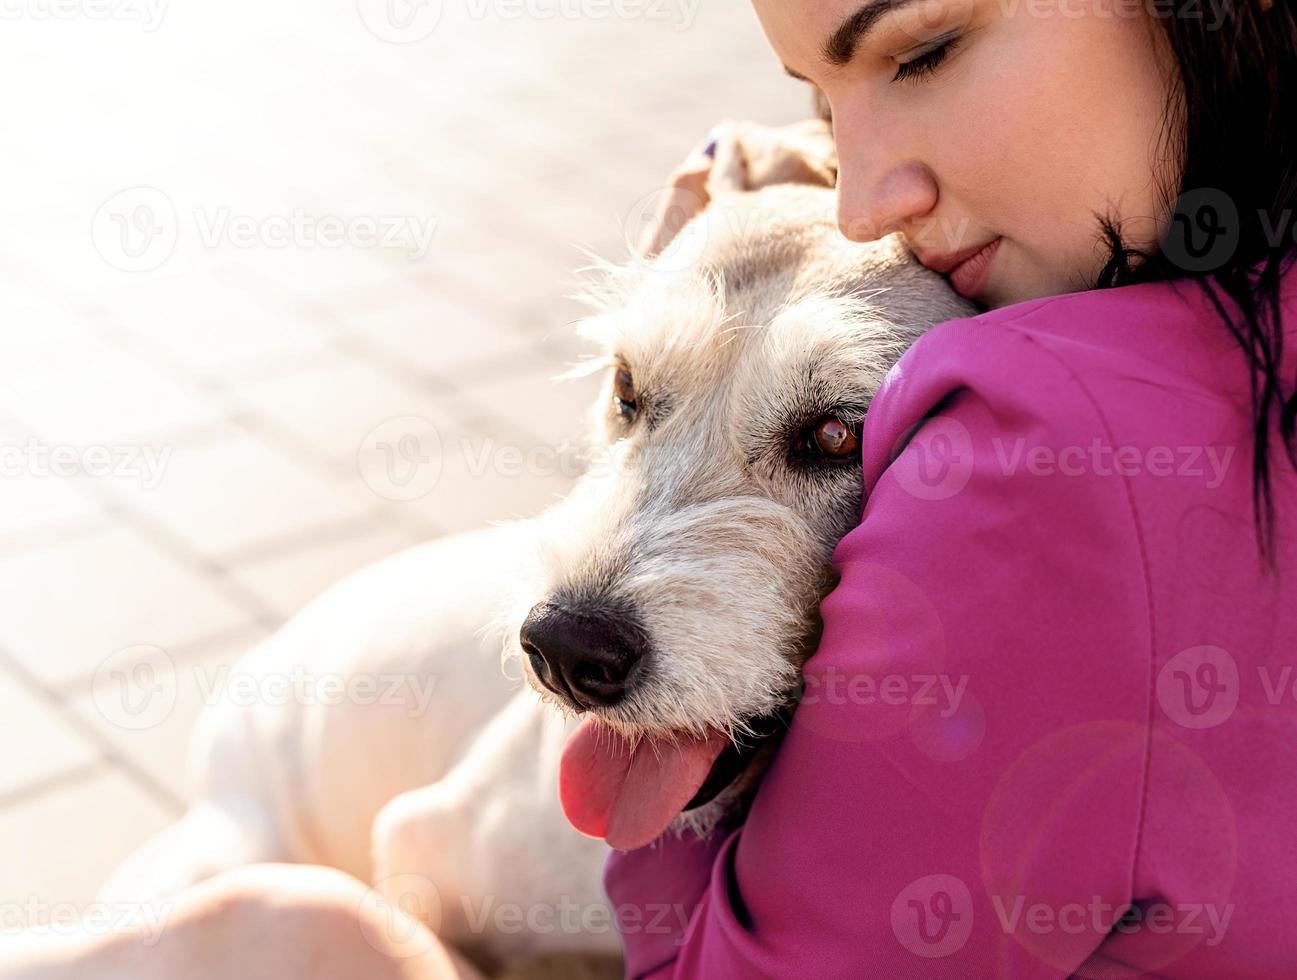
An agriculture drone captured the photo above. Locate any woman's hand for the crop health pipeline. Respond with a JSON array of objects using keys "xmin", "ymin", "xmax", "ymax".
[{"xmin": 638, "ymin": 118, "xmax": 838, "ymax": 259}]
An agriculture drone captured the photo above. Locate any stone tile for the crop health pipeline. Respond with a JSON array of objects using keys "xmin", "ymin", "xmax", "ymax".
[
  {"xmin": 232, "ymin": 351, "xmax": 463, "ymax": 467},
  {"xmin": 310, "ymin": 274, "xmax": 444, "ymax": 337},
  {"xmin": 69, "ymin": 629, "xmax": 268, "ymax": 803},
  {"xmin": 228, "ymin": 524, "xmax": 415, "ymax": 623},
  {"xmin": 350, "ymin": 290, "xmax": 535, "ymax": 378},
  {"xmin": 0, "ymin": 281, "xmax": 92, "ymax": 357},
  {"xmin": 240, "ymin": 244, "xmax": 425, "ymax": 304},
  {"xmin": 0, "ymin": 349, "xmax": 228, "ymax": 447},
  {"xmin": 115, "ymin": 428, "xmax": 372, "ymax": 561},
  {"xmin": 0, "ymin": 468, "xmax": 103, "ymax": 543},
  {"xmin": 0, "ymin": 769, "xmax": 175, "ymax": 912},
  {"xmin": 0, "ymin": 672, "xmax": 100, "ymax": 799},
  {"xmin": 359, "ymin": 416, "xmax": 580, "ymax": 537},
  {"xmin": 107, "ymin": 268, "xmax": 330, "ymax": 380},
  {"xmin": 448, "ymin": 358, "xmax": 605, "ymax": 451},
  {"xmin": 361, "ymin": 365, "xmax": 608, "ymax": 536},
  {"xmin": 0, "ymin": 526, "xmax": 251, "ymax": 688},
  {"xmin": 0, "ymin": 417, "xmax": 104, "ymax": 542},
  {"xmin": 432, "ymin": 241, "xmax": 576, "ymax": 315}
]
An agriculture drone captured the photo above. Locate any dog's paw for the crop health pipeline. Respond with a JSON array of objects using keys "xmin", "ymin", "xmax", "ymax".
[
  {"xmin": 372, "ymin": 790, "xmax": 426, "ymax": 884},
  {"xmin": 371, "ymin": 786, "xmax": 477, "ymax": 916},
  {"xmin": 370, "ymin": 792, "xmax": 447, "ymax": 931}
]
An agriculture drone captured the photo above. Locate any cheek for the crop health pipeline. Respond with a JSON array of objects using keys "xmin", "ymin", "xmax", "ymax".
[{"xmin": 952, "ymin": 8, "xmax": 1173, "ymax": 283}]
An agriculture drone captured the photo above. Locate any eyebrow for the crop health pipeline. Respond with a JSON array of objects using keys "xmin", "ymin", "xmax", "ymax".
[{"xmin": 782, "ymin": 0, "xmax": 927, "ymax": 80}]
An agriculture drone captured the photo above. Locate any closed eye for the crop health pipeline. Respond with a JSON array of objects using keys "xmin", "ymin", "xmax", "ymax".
[{"xmin": 892, "ymin": 33, "xmax": 962, "ymax": 84}]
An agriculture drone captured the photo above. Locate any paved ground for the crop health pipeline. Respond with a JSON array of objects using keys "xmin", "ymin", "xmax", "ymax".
[{"xmin": 0, "ymin": 0, "xmax": 810, "ymax": 946}]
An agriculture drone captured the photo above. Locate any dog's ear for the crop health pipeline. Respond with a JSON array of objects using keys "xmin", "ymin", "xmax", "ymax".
[{"xmin": 706, "ymin": 118, "xmax": 838, "ymax": 198}]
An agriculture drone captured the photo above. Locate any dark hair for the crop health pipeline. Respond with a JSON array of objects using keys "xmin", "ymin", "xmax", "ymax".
[
  {"xmin": 1094, "ymin": 0, "xmax": 1297, "ymax": 568},
  {"xmin": 816, "ymin": 1, "xmax": 1297, "ymax": 566}
]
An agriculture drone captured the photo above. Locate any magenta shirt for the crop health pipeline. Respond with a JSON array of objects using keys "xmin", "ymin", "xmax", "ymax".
[{"xmin": 603, "ymin": 261, "xmax": 1297, "ymax": 979}]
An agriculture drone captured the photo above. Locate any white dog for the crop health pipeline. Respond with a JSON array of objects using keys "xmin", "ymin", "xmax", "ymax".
[{"xmin": 101, "ymin": 129, "xmax": 973, "ymax": 977}]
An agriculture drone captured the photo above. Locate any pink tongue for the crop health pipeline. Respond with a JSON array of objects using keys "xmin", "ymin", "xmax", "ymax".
[{"xmin": 559, "ymin": 718, "xmax": 729, "ymax": 851}]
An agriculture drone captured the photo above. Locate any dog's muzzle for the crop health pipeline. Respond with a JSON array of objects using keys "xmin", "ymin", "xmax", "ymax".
[{"xmin": 520, "ymin": 601, "xmax": 649, "ymax": 711}]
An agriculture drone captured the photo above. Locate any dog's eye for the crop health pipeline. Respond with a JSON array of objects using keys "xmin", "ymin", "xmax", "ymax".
[
  {"xmin": 613, "ymin": 367, "xmax": 637, "ymax": 422},
  {"xmin": 792, "ymin": 416, "xmax": 861, "ymax": 463}
]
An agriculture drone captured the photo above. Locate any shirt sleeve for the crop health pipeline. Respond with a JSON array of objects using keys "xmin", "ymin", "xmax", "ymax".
[{"xmin": 603, "ymin": 323, "xmax": 1155, "ymax": 979}]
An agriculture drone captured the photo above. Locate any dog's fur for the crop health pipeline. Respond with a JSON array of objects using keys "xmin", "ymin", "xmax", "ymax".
[
  {"xmin": 101, "ymin": 149, "xmax": 973, "ymax": 975},
  {"xmin": 502, "ymin": 182, "xmax": 973, "ymax": 836}
]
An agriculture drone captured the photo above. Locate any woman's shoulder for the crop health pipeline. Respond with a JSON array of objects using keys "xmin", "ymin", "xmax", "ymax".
[
  {"xmin": 888, "ymin": 276, "xmax": 1238, "ymax": 412},
  {"xmin": 858, "ymin": 283, "xmax": 1165, "ymax": 495},
  {"xmin": 904, "ymin": 259, "xmax": 1297, "ymax": 408},
  {"xmin": 852, "ymin": 264, "xmax": 1297, "ymax": 598},
  {"xmin": 863, "ymin": 268, "xmax": 1296, "ymax": 496}
]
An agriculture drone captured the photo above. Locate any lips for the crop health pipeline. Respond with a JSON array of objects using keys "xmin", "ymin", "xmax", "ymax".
[
  {"xmin": 947, "ymin": 238, "xmax": 1001, "ymax": 300},
  {"xmin": 917, "ymin": 237, "xmax": 1002, "ymax": 301}
]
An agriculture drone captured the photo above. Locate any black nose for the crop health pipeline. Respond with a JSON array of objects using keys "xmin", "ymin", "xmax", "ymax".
[{"xmin": 520, "ymin": 601, "xmax": 647, "ymax": 710}]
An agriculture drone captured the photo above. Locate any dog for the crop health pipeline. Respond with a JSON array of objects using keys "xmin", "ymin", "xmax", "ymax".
[{"xmin": 101, "ymin": 125, "xmax": 974, "ymax": 977}]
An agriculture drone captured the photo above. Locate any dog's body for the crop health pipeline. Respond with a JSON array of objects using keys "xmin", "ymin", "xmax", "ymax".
[
  {"xmin": 102, "ymin": 523, "xmax": 617, "ymax": 969},
  {"xmin": 103, "ymin": 175, "xmax": 973, "ymax": 974}
]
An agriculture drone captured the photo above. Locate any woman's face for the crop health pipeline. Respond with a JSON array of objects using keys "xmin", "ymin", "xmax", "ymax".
[{"xmin": 750, "ymin": 0, "xmax": 1182, "ymax": 309}]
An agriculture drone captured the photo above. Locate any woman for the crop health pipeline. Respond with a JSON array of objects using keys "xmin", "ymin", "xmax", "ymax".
[
  {"xmin": 10, "ymin": 1, "xmax": 1292, "ymax": 977},
  {"xmin": 608, "ymin": 0, "xmax": 1297, "ymax": 977}
]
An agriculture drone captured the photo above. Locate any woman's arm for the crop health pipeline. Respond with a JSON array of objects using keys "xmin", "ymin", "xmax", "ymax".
[
  {"xmin": 0, "ymin": 865, "xmax": 486, "ymax": 980},
  {"xmin": 605, "ymin": 321, "xmax": 1154, "ymax": 978}
]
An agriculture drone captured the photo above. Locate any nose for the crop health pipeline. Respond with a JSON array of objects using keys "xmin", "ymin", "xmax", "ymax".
[
  {"xmin": 835, "ymin": 139, "xmax": 938, "ymax": 245},
  {"xmin": 520, "ymin": 601, "xmax": 648, "ymax": 711}
]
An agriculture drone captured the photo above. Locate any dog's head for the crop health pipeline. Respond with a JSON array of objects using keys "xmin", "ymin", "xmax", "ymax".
[{"xmin": 503, "ymin": 183, "xmax": 973, "ymax": 849}]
